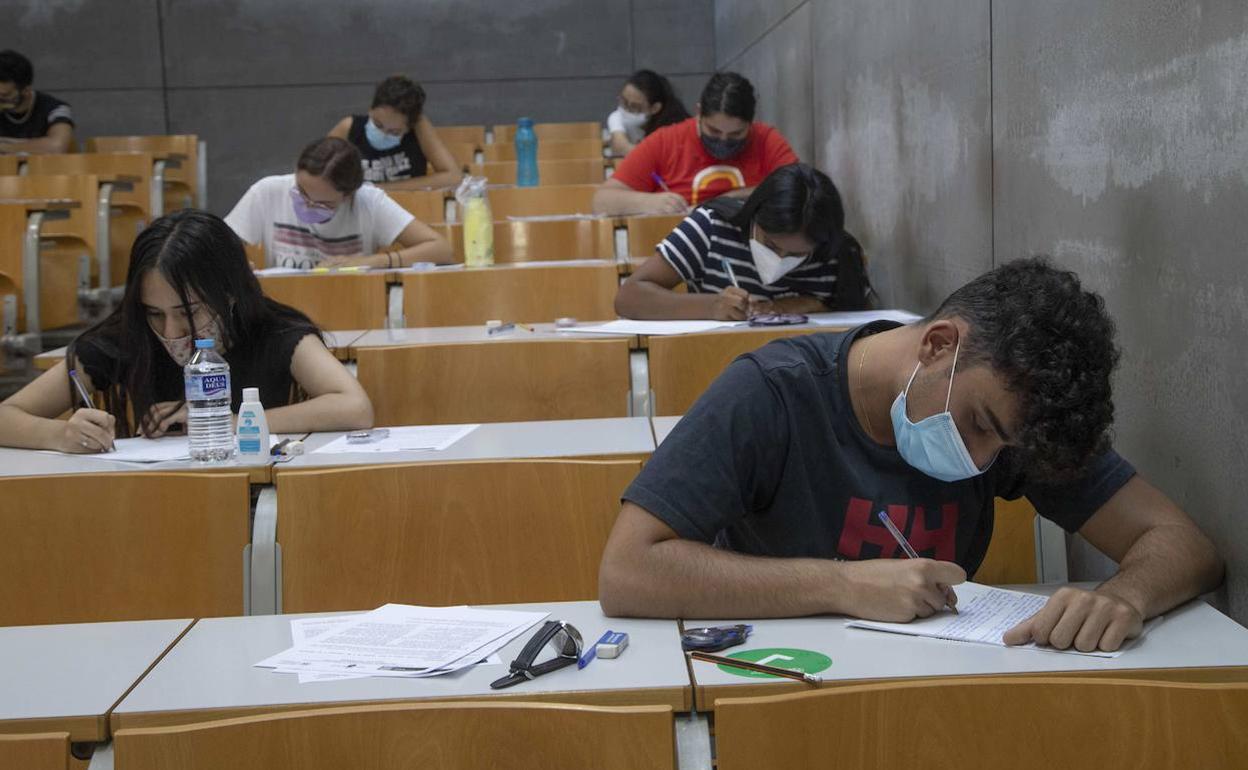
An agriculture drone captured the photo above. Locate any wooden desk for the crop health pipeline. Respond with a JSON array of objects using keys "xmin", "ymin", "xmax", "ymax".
[
  {"xmin": 401, "ymin": 261, "xmax": 618, "ymax": 327},
  {"xmin": 0, "ymin": 617, "xmax": 191, "ymax": 743},
  {"xmin": 688, "ymin": 584, "xmax": 1248, "ymax": 711},
  {"xmin": 651, "ymin": 415, "xmax": 682, "ymax": 445},
  {"xmin": 111, "ymin": 601, "xmax": 691, "ymax": 731},
  {"xmin": 257, "ymin": 272, "xmax": 389, "ymax": 330},
  {"xmin": 35, "ymin": 331, "xmax": 366, "ymax": 369},
  {"xmin": 283, "ymin": 417, "xmax": 656, "ymax": 471}
]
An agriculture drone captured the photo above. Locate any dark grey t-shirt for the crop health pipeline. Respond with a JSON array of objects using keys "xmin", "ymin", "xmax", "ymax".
[{"xmin": 623, "ymin": 321, "xmax": 1136, "ymax": 577}]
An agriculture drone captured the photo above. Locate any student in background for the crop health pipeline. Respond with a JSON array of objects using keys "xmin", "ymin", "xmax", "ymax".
[
  {"xmin": 0, "ymin": 50, "xmax": 75, "ymax": 155},
  {"xmin": 615, "ymin": 164, "xmax": 872, "ymax": 321},
  {"xmin": 601, "ymin": 258, "xmax": 1223, "ymax": 654},
  {"xmin": 226, "ymin": 137, "xmax": 452, "ymax": 269},
  {"xmin": 607, "ymin": 69, "xmax": 690, "ymax": 158},
  {"xmin": 593, "ymin": 72, "xmax": 798, "ymax": 216},
  {"xmin": 329, "ymin": 75, "xmax": 462, "ymax": 189},
  {"xmin": 0, "ymin": 210, "xmax": 373, "ymax": 452}
]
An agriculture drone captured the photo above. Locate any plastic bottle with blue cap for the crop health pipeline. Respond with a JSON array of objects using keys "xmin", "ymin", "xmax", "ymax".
[{"xmin": 185, "ymin": 338, "xmax": 234, "ymax": 462}]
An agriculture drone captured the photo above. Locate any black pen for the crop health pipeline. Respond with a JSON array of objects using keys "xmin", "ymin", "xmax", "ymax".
[{"xmin": 878, "ymin": 510, "xmax": 959, "ymax": 614}]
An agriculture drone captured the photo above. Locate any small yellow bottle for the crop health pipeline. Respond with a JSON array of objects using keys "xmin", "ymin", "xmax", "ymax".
[{"xmin": 462, "ymin": 194, "xmax": 494, "ymax": 268}]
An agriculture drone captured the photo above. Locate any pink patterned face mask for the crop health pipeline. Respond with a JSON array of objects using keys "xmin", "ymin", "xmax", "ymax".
[{"xmin": 154, "ymin": 317, "xmax": 222, "ymax": 366}]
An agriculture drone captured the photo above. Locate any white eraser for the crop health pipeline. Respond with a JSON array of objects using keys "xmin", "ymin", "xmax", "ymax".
[{"xmin": 595, "ymin": 631, "xmax": 629, "ymax": 659}]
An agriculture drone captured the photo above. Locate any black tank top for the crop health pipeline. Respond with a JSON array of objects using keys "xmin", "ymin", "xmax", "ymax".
[{"xmin": 347, "ymin": 114, "xmax": 428, "ymax": 183}]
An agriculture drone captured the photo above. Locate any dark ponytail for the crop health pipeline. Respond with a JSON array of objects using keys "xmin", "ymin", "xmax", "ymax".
[
  {"xmin": 626, "ymin": 69, "xmax": 691, "ymax": 136},
  {"xmin": 704, "ymin": 163, "xmax": 872, "ymax": 309},
  {"xmin": 699, "ymin": 72, "xmax": 756, "ymax": 122}
]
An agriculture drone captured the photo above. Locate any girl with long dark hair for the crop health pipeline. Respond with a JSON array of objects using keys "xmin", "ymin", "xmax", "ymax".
[
  {"xmin": 606, "ymin": 69, "xmax": 690, "ymax": 157},
  {"xmin": 0, "ymin": 210, "xmax": 373, "ymax": 452},
  {"xmin": 615, "ymin": 163, "xmax": 874, "ymax": 320}
]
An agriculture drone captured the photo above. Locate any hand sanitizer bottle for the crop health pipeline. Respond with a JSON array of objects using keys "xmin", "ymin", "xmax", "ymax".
[{"xmin": 235, "ymin": 387, "xmax": 270, "ymax": 462}]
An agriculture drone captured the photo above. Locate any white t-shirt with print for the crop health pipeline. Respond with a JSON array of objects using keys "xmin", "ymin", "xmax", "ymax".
[
  {"xmin": 606, "ymin": 107, "xmax": 646, "ymax": 145},
  {"xmin": 224, "ymin": 173, "xmax": 414, "ymax": 269}
]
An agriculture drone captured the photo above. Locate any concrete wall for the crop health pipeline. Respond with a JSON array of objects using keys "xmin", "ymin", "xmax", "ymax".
[
  {"xmin": 8, "ymin": 0, "xmax": 715, "ymax": 213},
  {"xmin": 719, "ymin": 0, "xmax": 1248, "ymax": 623}
]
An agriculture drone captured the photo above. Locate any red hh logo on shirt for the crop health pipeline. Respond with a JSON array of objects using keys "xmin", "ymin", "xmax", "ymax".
[{"xmin": 836, "ymin": 497, "xmax": 958, "ymax": 561}]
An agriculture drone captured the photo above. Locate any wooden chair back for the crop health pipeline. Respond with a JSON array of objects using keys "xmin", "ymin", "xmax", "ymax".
[
  {"xmin": 0, "ymin": 472, "xmax": 250, "ymax": 626},
  {"xmin": 386, "ymin": 188, "xmax": 449, "ymax": 224},
  {"xmin": 481, "ymin": 139, "xmax": 605, "ymax": 163},
  {"xmin": 0, "ymin": 207, "xmax": 27, "ymax": 334},
  {"xmin": 24, "ymin": 152, "xmax": 155, "ymax": 286},
  {"xmin": 114, "ymin": 701, "xmax": 674, "ymax": 770},
  {"xmin": 257, "ymin": 273, "xmax": 389, "ymax": 330},
  {"xmin": 442, "ymin": 218, "xmax": 616, "ymax": 262},
  {"xmin": 647, "ymin": 328, "xmax": 819, "ymax": 416},
  {"xmin": 441, "ymin": 140, "xmax": 479, "ymax": 167},
  {"xmin": 624, "ymin": 214, "xmax": 684, "ymax": 257},
  {"xmin": 356, "ymin": 337, "xmax": 631, "ymax": 425},
  {"xmin": 715, "ymin": 676, "xmax": 1248, "ymax": 770},
  {"xmin": 277, "ymin": 458, "xmax": 643, "ymax": 611},
  {"xmin": 0, "ymin": 732, "xmax": 69, "ymax": 770},
  {"xmin": 0, "ymin": 156, "xmax": 20, "ymax": 176},
  {"xmin": 494, "ymin": 121, "xmax": 603, "ymax": 143},
  {"xmin": 476, "ymin": 184, "xmax": 600, "ymax": 219},
  {"xmin": 86, "ymin": 135, "xmax": 199, "ymax": 210},
  {"xmin": 975, "ymin": 497, "xmax": 1039, "ymax": 584},
  {"xmin": 435, "ymin": 124, "xmax": 487, "ymax": 146},
  {"xmin": 0, "ymin": 175, "xmax": 99, "ymax": 330},
  {"xmin": 468, "ymin": 159, "xmax": 608, "ymax": 186},
  {"xmin": 402, "ymin": 262, "xmax": 617, "ymax": 327}
]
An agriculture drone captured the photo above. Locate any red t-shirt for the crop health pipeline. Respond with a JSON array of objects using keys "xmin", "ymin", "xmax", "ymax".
[{"xmin": 612, "ymin": 117, "xmax": 799, "ymax": 205}]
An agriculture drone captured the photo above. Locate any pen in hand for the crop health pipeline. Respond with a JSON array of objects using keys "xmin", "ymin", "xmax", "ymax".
[
  {"xmin": 877, "ymin": 510, "xmax": 958, "ymax": 614},
  {"xmin": 68, "ymin": 369, "xmax": 114, "ymax": 452}
]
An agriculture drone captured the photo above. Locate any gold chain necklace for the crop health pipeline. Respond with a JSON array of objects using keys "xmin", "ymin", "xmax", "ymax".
[{"xmin": 856, "ymin": 333, "xmax": 876, "ymax": 438}]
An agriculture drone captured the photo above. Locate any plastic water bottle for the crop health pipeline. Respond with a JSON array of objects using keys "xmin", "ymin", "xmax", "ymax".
[
  {"xmin": 185, "ymin": 338, "xmax": 234, "ymax": 462},
  {"xmin": 235, "ymin": 386, "xmax": 270, "ymax": 463},
  {"xmin": 515, "ymin": 117, "xmax": 539, "ymax": 187}
]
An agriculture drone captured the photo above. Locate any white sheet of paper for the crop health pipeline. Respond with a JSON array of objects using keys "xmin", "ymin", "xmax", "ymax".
[
  {"xmin": 808, "ymin": 309, "xmax": 922, "ymax": 327},
  {"xmin": 254, "ymin": 603, "xmax": 546, "ymax": 677},
  {"xmin": 58, "ymin": 434, "xmax": 281, "ymax": 463},
  {"xmin": 845, "ymin": 582, "xmax": 1160, "ymax": 658},
  {"xmin": 284, "ymin": 615, "xmax": 502, "ymax": 683},
  {"xmin": 504, "ymin": 213, "xmax": 603, "ymax": 222},
  {"xmin": 253, "ymin": 266, "xmax": 307, "ymax": 276},
  {"xmin": 312, "ymin": 424, "xmax": 479, "ymax": 455},
  {"xmin": 560, "ymin": 319, "xmax": 737, "ymax": 336},
  {"xmin": 510, "ymin": 259, "xmax": 614, "ymax": 269}
]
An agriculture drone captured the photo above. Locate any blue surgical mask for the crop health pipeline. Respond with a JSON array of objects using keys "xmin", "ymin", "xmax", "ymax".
[
  {"xmin": 365, "ymin": 119, "xmax": 403, "ymax": 151},
  {"xmin": 889, "ymin": 341, "xmax": 992, "ymax": 482}
]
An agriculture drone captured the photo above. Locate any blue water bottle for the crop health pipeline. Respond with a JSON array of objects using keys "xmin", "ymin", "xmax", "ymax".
[{"xmin": 515, "ymin": 117, "xmax": 539, "ymax": 187}]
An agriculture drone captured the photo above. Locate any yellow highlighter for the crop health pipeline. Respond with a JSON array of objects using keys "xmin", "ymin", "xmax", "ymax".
[{"xmin": 311, "ymin": 265, "xmax": 367, "ymax": 274}]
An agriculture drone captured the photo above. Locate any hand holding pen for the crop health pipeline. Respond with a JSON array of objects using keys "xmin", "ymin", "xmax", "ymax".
[
  {"xmin": 64, "ymin": 368, "xmax": 116, "ymax": 453},
  {"xmin": 877, "ymin": 510, "xmax": 960, "ymax": 614}
]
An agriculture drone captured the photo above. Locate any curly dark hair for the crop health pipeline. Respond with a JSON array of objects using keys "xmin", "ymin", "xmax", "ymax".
[
  {"xmin": 371, "ymin": 74, "xmax": 426, "ymax": 124},
  {"xmin": 926, "ymin": 257, "xmax": 1120, "ymax": 481}
]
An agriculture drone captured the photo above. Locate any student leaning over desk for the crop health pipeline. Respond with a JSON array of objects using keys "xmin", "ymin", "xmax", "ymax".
[
  {"xmin": 0, "ymin": 49, "xmax": 75, "ymax": 155},
  {"xmin": 606, "ymin": 69, "xmax": 690, "ymax": 158},
  {"xmin": 328, "ymin": 73, "xmax": 463, "ymax": 190},
  {"xmin": 0, "ymin": 210, "xmax": 374, "ymax": 453},
  {"xmin": 615, "ymin": 163, "xmax": 874, "ymax": 321},
  {"xmin": 599, "ymin": 258, "xmax": 1224, "ymax": 653},
  {"xmin": 226, "ymin": 137, "xmax": 453, "ymax": 270}
]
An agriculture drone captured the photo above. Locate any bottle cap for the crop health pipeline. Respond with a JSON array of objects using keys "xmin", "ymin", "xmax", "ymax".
[
  {"xmin": 194, "ymin": 338, "xmax": 214, "ymax": 349},
  {"xmin": 243, "ymin": 387, "xmax": 260, "ymax": 402},
  {"xmin": 517, "ymin": 117, "xmax": 534, "ymax": 127}
]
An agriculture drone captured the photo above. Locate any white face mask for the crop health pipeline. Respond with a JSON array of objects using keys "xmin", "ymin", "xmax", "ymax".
[
  {"xmin": 154, "ymin": 317, "xmax": 223, "ymax": 366},
  {"xmin": 750, "ymin": 227, "xmax": 807, "ymax": 285},
  {"xmin": 619, "ymin": 109, "xmax": 648, "ymax": 130}
]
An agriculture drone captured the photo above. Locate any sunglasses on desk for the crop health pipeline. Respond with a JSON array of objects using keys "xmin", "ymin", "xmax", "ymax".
[{"xmin": 490, "ymin": 620, "xmax": 583, "ymax": 689}]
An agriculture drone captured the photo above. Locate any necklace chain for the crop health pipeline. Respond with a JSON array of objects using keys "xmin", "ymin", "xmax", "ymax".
[{"xmin": 857, "ymin": 333, "xmax": 877, "ymax": 438}]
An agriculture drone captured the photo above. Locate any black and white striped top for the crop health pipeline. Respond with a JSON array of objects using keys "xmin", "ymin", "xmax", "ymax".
[{"xmin": 656, "ymin": 207, "xmax": 838, "ymax": 303}]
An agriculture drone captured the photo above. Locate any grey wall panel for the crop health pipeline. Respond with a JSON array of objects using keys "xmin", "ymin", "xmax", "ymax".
[
  {"xmin": 713, "ymin": 0, "xmax": 806, "ymax": 68},
  {"xmin": 3, "ymin": 0, "xmax": 163, "ymax": 89},
  {"xmin": 993, "ymin": 0, "xmax": 1248, "ymax": 622},
  {"xmin": 159, "ymin": 0, "xmax": 632, "ymax": 88},
  {"xmin": 52, "ymin": 89, "xmax": 168, "ymax": 140},
  {"xmin": 813, "ymin": 0, "xmax": 992, "ymax": 313},
  {"xmin": 722, "ymin": 2, "xmax": 813, "ymax": 163},
  {"xmin": 632, "ymin": 0, "xmax": 716, "ymax": 75},
  {"xmin": 166, "ymin": 84, "xmax": 374, "ymax": 214},
  {"xmin": 421, "ymin": 77, "xmax": 629, "ymax": 128}
]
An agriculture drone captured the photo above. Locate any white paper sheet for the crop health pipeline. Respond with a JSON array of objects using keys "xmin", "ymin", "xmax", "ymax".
[
  {"xmin": 808, "ymin": 310, "xmax": 923, "ymax": 327},
  {"xmin": 284, "ymin": 614, "xmax": 502, "ymax": 683},
  {"xmin": 254, "ymin": 603, "xmax": 546, "ymax": 677},
  {"xmin": 312, "ymin": 424, "xmax": 479, "ymax": 455},
  {"xmin": 560, "ymin": 319, "xmax": 737, "ymax": 336},
  {"xmin": 54, "ymin": 434, "xmax": 281, "ymax": 463},
  {"xmin": 503, "ymin": 213, "xmax": 604, "ymax": 222},
  {"xmin": 846, "ymin": 582, "xmax": 1160, "ymax": 658},
  {"xmin": 253, "ymin": 266, "xmax": 307, "ymax": 276},
  {"xmin": 510, "ymin": 259, "xmax": 614, "ymax": 268}
]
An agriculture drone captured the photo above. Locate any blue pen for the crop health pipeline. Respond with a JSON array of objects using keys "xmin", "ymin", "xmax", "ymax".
[
  {"xmin": 649, "ymin": 171, "xmax": 672, "ymax": 193},
  {"xmin": 877, "ymin": 510, "xmax": 958, "ymax": 614},
  {"xmin": 68, "ymin": 369, "xmax": 93, "ymax": 408}
]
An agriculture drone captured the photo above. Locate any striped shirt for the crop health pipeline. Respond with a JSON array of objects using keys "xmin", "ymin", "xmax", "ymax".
[{"xmin": 656, "ymin": 207, "xmax": 837, "ymax": 303}]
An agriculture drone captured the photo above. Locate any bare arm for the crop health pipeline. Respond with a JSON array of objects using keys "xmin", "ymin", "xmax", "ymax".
[
  {"xmin": 599, "ymin": 501, "xmax": 966, "ymax": 620},
  {"xmin": 0, "ymin": 123, "xmax": 75, "ymax": 154},
  {"xmin": 593, "ymin": 177, "xmax": 687, "ymax": 216},
  {"xmin": 609, "ymin": 131, "xmax": 636, "ymax": 157},
  {"xmin": 1005, "ymin": 475, "xmax": 1223, "ymax": 651},
  {"xmin": 407, "ymin": 116, "xmax": 465, "ymax": 189},
  {"xmin": 331, "ymin": 218, "xmax": 454, "ymax": 268},
  {"xmin": 0, "ymin": 360, "xmax": 116, "ymax": 452},
  {"xmin": 614, "ymin": 254, "xmax": 747, "ymax": 321},
  {"xmin": 262, "ymin": 335, "xmax": 373, "ymax": 433},
  {"xmin": 326, "ymin": 116, "xmax": 352, "ymax": 140},
  {"xmin": 749, "ymin": 294, "xmax": 829, "ymax": 316}
]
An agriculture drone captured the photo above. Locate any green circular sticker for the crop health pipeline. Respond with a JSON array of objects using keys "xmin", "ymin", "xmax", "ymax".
[{"xmin": 716, "ymin": 647, "xmax": 832, "ymax": 679}]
